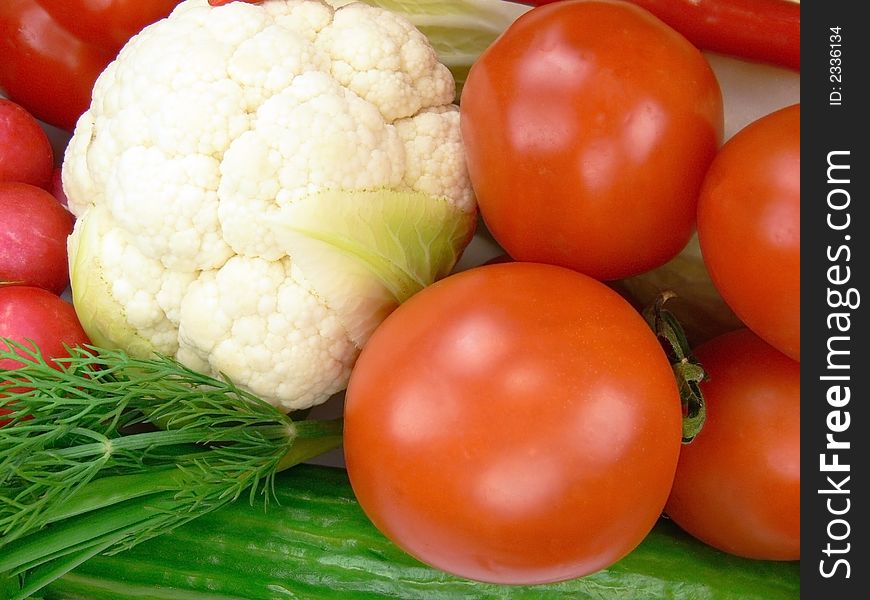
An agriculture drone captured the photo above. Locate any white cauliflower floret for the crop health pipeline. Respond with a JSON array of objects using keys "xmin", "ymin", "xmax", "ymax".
[
  {"xmin": 177, "ymin": 257, "xmax": 354, "ymax": 408},
  {"xmin": 68, "ymin": 207, "xmax": 198, "ymax": 357},
  {"xmin": 316, "ymin": 1, "xmax": 454, "ymax": 121},
  {"xmin": 107, "ymin": 148, "xmax": 230, "ymax": 270},
  {"xmin": 64, "ymin": 0, "xmax": 475, "ymax": 411},
  {"xmin": 217, "ymin": 72, "xmax": 407, "ymax": 259},
  {"xmin": 395, "ymin": 106, "xmax": 475, "ymax": 213}
]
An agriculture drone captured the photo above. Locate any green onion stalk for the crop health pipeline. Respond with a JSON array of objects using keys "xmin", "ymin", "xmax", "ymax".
[{"xmin": 0, "ymin": 341, "xmax": 342, "ymax": 599}]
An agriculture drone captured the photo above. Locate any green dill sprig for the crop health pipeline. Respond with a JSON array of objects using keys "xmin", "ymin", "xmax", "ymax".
[{"xmin": 0, "ymin": 339, "xmax": 343, "ymax": 598}]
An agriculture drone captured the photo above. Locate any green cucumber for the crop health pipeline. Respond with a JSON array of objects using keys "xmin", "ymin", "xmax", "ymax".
[{"xmin": 35, "ymin": 464, "xmax": 798, "ymax": 599}]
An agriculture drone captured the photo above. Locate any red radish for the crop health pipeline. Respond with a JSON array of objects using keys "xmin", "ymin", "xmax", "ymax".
[
  {"xmin": 0, "ymin": 285, "xmax": 91, "ymax": 425},
  {"xmin": 0, "ymin": 181, "xmax": 74, "ymax": 294},
  {"xmin": 49, "ymin": 166, "xmax": 70, "ymax": 210},
  {"xmin": 0, "ymin": 98, "xmax": 54, "ymax": 188},
  {"xmin": 0, "ymin": 285, "xmax": 90, "ymax": 367}
]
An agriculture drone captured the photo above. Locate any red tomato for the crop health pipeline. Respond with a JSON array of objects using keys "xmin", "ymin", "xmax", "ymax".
[
  {"xmin": 697, "ymin": 104, "xmax": 799, "ymax": 361},
  {"xmin": 460, "ymin": 0, "xmax": 723, "ymax": 281},
  {"xmin": 0, "ymin": 285, "xmax": 90, "ymax": 371},
  {"xmin": 0, "ymin": 0, "xmax": 180, "ymax": 130},
  {"xmin": 665, "ymin": 328, "xmax": 800, "ymax": 560},
  {"xmin": 0, "ymin": 182, "xmax": 75, "ymax": 294},
  {"xmin": 0, "ymin": 99, "xmax": 54, "ymax": 189},
  {"xmin": 344, "ymin": 262, "xmax": 682, "ymax": 584},
  {"xmin": 38, "ymin": 0, "xmax": 181, "ymax": 54}
]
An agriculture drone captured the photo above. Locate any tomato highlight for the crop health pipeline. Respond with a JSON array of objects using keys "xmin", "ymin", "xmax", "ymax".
[
  {"xmin": 697, "ymin": 104, "xmax": 800, "ymax": 361},
  {"xmin": 344, "ymin": 262, "xmax": 683, "ymax": 584},
  {"xmin": 461, "ymin": 0, "xmax": 723, "ymax": 281},
  {"xmin": 0, "ymin": 0, "xmax": 180, "ymax": 130}
]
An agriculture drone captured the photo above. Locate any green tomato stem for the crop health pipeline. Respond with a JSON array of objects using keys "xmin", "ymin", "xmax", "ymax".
[{"xmin": 643, "ymin": 292, "xmax": 708, "ymax": 443}]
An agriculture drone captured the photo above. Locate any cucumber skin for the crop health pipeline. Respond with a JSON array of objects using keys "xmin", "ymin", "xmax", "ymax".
[{"xmin": 38, "ymin": 464, "xmax": 799, "ymax": 600}]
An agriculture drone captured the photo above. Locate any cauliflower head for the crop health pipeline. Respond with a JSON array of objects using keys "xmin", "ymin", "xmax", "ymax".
[{"xmin": 63, "ymin": 0, "xmax": 476, "ymax": 411}]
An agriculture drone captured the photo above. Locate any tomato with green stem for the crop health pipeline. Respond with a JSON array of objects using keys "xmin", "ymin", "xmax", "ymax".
[
  {"xmin": 665, "ymin": 328, "xmax": 800, "ymax": 560},
  {"xmin": 460, "ymin": 0, "xmax": 723, "ymax": 281},
  {"xmin": 344, "ymin": 262, "xmax": 683, "ymax": 584},
  {"xmin": 697, "ymin": 104, "xmax": 800, "ymax": 361}
]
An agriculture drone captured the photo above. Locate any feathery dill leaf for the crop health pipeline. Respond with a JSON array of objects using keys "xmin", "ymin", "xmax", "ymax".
[{"xmin": 0, "ymin": 339, "xmax": 343, "ymax": 598}]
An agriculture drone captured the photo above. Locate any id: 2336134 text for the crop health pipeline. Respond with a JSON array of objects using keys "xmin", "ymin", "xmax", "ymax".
[{"xmin": 829, "ymin": 26, "xmax": 844, "ymax": 106}]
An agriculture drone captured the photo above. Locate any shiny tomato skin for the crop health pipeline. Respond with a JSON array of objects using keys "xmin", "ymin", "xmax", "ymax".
[
  {"xmin": 666, "ymin": 329, "xmax": 800, "ymax": 560},
  {"xmin": 38, "ymin": 1, "xmax": 181, "ymax": 55},
  {"xmin": 697, "ymin": 104, "xmax": 800, "ymax": 361},
  {"xmin": 0, "ymin": 1, "xmax": 179, "ymax": 131},
  {"xmin": 344, "ymin": 262, "xmax": 682, "ymax": 584},
  {"xmin": 460, "ymin": 0, "xmax": 723, "ymax": 281},
  {"xmin": 0, "ymin": 0, "xmax": 113, "ymax": 131}
]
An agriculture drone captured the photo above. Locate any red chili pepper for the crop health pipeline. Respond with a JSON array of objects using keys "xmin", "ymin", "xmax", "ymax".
[
  {"xmin": 0, "ymin": 1, "xmax": 181, "ymax": 130},
  {"xmin": 211, "ymin": 0, "xmax": 798, "ymax": 70},
  {"xmin": 522, "ymin": 0, "xmax": 800, "ymax": 70}
]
